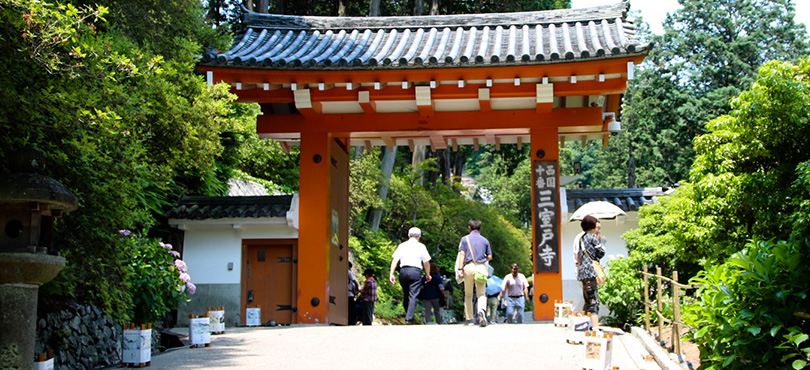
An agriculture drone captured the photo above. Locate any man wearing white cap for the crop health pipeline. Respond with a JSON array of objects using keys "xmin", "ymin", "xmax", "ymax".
[{"xmin": 389, "ymin": 227, "xmax": 432, "ymax": 324}]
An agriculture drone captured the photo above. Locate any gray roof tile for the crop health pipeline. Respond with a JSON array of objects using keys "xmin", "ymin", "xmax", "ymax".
[
  {"xmin": 167, "ymin": 195, "xmax": 293, "ymax": 220},
  {"xmin": 566, "ymin": 188, "xmax": 665, "ymax": 213},
  {"xmin": 201, "ymin": 2, "xmax": 648, "ymax": 70}
]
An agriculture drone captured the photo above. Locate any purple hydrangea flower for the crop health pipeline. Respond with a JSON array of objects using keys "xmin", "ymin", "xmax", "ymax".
[
  {"xmin": 169, "ymin": 251, "xmax": 180, "ymax": 258},
  {"xmin": 179, "ymin": 272, "xmax": 191, "ymax": 283},
  {"xmin": 186, "ymin": 282, "xmax": 196, "ymax": 295},
  {"xmin": 119, "ymin": 230, "xmax": 131, "ymax": 236},
  {"xmin": 174, "ymin": 260, "xmax": 187, "ymax": 273}
]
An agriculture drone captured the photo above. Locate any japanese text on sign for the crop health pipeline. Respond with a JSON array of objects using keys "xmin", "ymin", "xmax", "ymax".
[{"xmin": 534, "ymin": 161, "xmax": 559, "ymax": 273}]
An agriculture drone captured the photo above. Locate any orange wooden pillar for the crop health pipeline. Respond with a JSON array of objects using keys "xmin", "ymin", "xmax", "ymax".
[
  {"xmin": 328, "ymin": 139, "xmax": 350, "ymax": 325},
  {"xmin": 297, "ymin": 132, "xmax": 333, "ymax": 324},
  {"xmin": 531, "ymin": 127, "xmax": 562, "ymax": 321},
  {"xmin": 296, "ymin": 132, "xmax": 350, "ymax": 324}
]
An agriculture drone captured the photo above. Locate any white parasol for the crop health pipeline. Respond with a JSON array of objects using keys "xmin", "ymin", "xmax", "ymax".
[{"xmin": 568, "ymin": 201, "xmax": 626, "ymax": 222}]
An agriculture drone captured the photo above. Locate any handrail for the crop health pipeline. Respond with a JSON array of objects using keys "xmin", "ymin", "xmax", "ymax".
[
  {"xmin": 641, "ymin": 265, "xmax": 699, "ymax": 356},
  {"xmin": 639, "ymin": 271, "xmax": 698, "ymax": 289}
]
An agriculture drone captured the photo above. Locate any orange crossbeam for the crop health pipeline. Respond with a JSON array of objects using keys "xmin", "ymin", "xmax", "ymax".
[
  {"xmin": 257, "ymin": 107, "xmax": 603, "ymax": 135},
  {"xmin": 233, "ymin": 78, "xmax": 627, "ymax": 103}
]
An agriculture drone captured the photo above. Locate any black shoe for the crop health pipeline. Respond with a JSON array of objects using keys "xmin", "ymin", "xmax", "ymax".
[
  {"xmin": 478, "ymin": 312, "xmax": 487, "ymax": 327},
  {"xmin": 405, "ymin": 319, "xmax": 416, "ymax": 325}
]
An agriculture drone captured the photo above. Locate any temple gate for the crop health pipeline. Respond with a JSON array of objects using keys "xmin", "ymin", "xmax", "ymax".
[{"xmin": 198, "ymin": 1, "xmax": 648, "ymax": 324}]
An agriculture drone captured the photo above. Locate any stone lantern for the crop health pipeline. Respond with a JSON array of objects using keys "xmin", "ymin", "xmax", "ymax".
[{"xmin": 0, "ymin": 147, "xmax": 77, "ymax": 369}]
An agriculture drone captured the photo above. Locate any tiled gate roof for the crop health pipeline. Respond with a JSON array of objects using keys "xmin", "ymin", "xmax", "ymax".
[{"xmin": 201, "ymin": 1, "xmax": 648, "ymax": 69}]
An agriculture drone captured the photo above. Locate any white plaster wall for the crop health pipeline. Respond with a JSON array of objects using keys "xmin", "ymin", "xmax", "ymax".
[
  {"xmin": 560, "ymin": 213, "xmax": 638, "ymax": 315},
  {"xmin": 181, "ymin": 222, "xmax": 298, "ymax": 285}
]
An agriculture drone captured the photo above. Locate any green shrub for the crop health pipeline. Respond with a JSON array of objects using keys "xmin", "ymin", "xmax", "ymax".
[
  {"xmin": 120, "ymin": 230, "xmax": 194, "ymax": 325},
  {"xmin": 685, "ymin": 239, "xmax": 809, "ymax": 369},
  {"xmin": 600, "ymin": 257, "xmax": 644, "ymax": 330}
]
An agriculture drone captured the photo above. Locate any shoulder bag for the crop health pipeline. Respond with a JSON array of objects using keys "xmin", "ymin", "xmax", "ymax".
[
  {"xmin": 581, "ymin": 238, "xmax": 606, "ymax": 286},
  {"xmin": 465, "ymin": 235, "xmax": 489, "ymax": 283}
]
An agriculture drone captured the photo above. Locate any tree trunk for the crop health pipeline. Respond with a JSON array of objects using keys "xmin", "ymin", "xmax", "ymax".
[
  {"xmin": 369, "ymin": 0, "xmax": 380, "ymax": 16},
  {"xmin": 256, "ymin": 0, "xmax": 269, "ymax": 13},
  {"xmin": 451, "ymin": 149, "xmax": 466, "ymax": 185},
  {"xmin": 206, "ymin": 0, "xmax": 224, "ymax": 24},
  {"xmin": 337, "ymin": 0, "xmax": 346, "ymax": 16},
  {"xmin": 413, "ymin": 0, "xmax": 424, "ymax": 15},
  {"xmin": 368, "ymin": 146, "xmax": 398, "ymax": 232},
  {"xmin": 429, "ymin": 0, "xmax": 438, "ymax": 15},
  {"xmin": 628, "ymin": 140, "xmax": 636, "ymax": 188},
  {"xmin": 244, "ymin": 0, "xmax": 254, "ymax": 11},
  {"xmin": 440, "ymin": 149, "xmax": 451, "ymax": 185},
  {"xmin": 411, "ymin": 145, "xmax": 427, "ymax": 186}
]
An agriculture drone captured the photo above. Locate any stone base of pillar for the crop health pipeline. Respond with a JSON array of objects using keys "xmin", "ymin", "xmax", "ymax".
[{"xmin": 0, "ymin": 253, "xmax": 65, "ymax": 369}]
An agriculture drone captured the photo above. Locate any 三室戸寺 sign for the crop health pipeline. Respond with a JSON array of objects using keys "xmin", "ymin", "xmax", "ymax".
[{"xmin": 534, "ymin": 161, "xmax": 559, "ymax": 273}]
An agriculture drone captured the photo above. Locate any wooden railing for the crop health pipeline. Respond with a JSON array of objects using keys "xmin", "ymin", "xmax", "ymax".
[{"xmin": 641, "ymin": 265, "xmax": 698, "ymax": 355}]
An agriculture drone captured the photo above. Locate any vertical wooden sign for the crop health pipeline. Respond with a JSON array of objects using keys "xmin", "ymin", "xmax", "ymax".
[{"xmin": 534, "ymin": 160, "xmax": 559, "ymax": 273}]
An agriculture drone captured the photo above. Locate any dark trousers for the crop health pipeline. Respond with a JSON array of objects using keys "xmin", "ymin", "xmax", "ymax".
[
  {"xmin": 398, "ymin": 266, "xmax": 423, "ymax": 321},
  {"xmin": 348, "ymin": 296, "xmax": 357, "ymax": 325},
  {"xmin": 581, "ymin": 277, "xmax": 600, "ymax": 314},
  {"xmin": 359, "ymin": 301, "xmax": 375, "ymax": 325}
]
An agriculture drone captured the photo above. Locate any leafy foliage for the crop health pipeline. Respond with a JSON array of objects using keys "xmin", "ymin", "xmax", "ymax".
[
  {"xmin": 231, "ymin": 103, "xmax": 300, "ymax": 193},
  {"xmin": 349, "ymin": 149, "xmax": 385, "ymax": 231},
  {"xmin": 589, "ymin": 0, "xmax": 808, "ymax": 188},
  {"xmin": 121, "ymin": 231, "xmax": 195, "ymax": 325},
  {"xmin": 599, "ymin": 257, "xmax": 644, "ymax": 330},
  {"xmin": 685, "ymin": 239, "xmax": 809, "ymax": 369},
  {"xmin": 621, "ymin": 59, "xmax": 810, "ymax": 366},
  {"xmin": 349, "ymin": 233, "xmax": 403, "ymax": 318},
  {"xmin": 204, "ymin": 0, "xmax": 570, "ymax": 20},
  {"xmin": 471, "ymin": 146, "xmax": 533, "ymax": 226},
  {"xmin": 0, "ymin": 0, "xmax": 242, "ymax": 323}
]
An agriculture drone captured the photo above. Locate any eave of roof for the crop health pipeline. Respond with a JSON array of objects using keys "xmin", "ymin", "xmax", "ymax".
[
  {"xmin": 166, "ymin": 195, "xmax": 293, "ymax": 220},
  {"xmin": 566, "ymin": 188, "xmax": 666, "ymax": 212},
  {"xmin": 200, "ymin": 1, "xmax": 649, "ymax": 71}
]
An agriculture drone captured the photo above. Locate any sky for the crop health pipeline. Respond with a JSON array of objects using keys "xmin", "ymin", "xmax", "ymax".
[{"xmin": 571, "ymin": 0, "xmax": 810, "ymax": 35}]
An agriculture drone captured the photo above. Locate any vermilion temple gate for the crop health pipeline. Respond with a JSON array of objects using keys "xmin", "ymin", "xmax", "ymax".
[{"xmin": 198, "ymin": 1, "xmax": 648, "ymax": 324}]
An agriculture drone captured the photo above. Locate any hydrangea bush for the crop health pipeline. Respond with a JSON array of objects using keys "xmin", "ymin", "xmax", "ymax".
[{"xmin": 120, "ymin": 230, "xmax": 195, "ymax": 324}]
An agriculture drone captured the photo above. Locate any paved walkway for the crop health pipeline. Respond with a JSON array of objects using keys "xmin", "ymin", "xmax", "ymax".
[{"xmin": 146, "ymin": 320, "xmax": 662, "ymax": 370}]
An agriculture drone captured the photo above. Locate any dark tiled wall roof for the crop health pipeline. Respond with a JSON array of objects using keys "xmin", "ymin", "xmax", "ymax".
[
  {"xmin": 167, "ymin": 195, "xmax": 293, "ymax": 220},
  {"xmin": 201, "ymin": 2, "xmax": 648, "ymax": 69},
  {"xmin": 566, "ymin": 188, "xmax": 665, "ymax": 212}
]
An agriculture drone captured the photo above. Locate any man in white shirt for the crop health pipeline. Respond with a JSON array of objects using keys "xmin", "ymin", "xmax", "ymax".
[
  {"xmin": 389, "ymin": 227, "xmax": 432, "ymax": 324},
  {"xmin": 500, "ymin": 263, "xmax": 529, "ymax": 323}
]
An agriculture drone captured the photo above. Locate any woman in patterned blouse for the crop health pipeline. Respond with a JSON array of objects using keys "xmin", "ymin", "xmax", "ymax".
[{"xmin": 574, "ymin": 215, "xmax": 606, "ymax": 329}]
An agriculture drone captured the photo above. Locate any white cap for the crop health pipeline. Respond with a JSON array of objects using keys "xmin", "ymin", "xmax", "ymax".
[{"xmin": 408, "ymin": 227, "xmax": 422, "ymax": 237}]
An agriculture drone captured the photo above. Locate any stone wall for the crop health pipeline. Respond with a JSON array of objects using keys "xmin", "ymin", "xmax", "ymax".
[{"xmin": 35, "ymin": 304, "xmax": 124, "ymax": 369}]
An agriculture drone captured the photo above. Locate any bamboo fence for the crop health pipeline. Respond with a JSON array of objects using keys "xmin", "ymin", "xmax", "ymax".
[{"xmin": 641, "ymin": 265, "xmax": 698, "ymax": 355}]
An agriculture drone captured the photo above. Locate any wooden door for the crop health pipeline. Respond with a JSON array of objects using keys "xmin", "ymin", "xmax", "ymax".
[{"xmin": 242, "ymin": 240, "xmax": 295, "ymax": 325}]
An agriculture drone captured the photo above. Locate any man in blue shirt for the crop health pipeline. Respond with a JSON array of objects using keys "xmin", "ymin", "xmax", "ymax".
[{"xmin": 455, "ymin": 219, "xmax": 492, "ymax": 327}]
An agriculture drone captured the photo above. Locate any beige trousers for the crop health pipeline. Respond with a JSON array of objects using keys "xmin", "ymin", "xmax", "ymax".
[{"xmin": 463, "ymin": 263, "xmax": 488, "ymax": 320}]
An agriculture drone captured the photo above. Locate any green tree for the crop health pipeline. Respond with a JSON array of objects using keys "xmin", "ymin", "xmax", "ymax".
[
  {"xmin": 471, "ymin": 146, "xmax": 533, "ymax": 226},
  {"xmin": 618, "ymin": 59, "xmax": 810, "ymax": 366},
  {"xmin": 0, "ymin": 0, "xmax": 240, "ymax": 322},
  {"xmin": 592, "ymin": 0, "xmax": 808, "ymax": 188}
]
